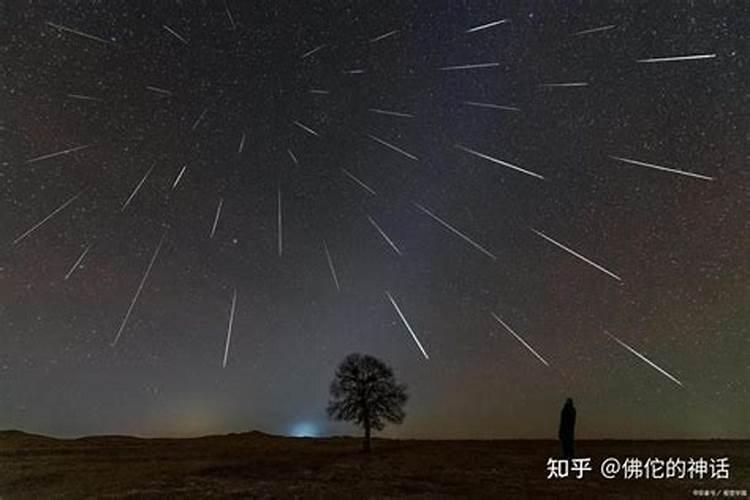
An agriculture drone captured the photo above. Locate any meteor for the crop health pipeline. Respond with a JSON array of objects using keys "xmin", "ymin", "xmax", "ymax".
[
  {"xmin": 64, "ymin": 244, "xmax": 92, "ymax": 280},
  {"xmin": 46, "ymin": 22, "xmax": 111, "ymax": 44},
  {"xmin": 238, "ymin": 132, "xmax": 246, "ymax": 153},
  {"xmin": 531, "ymin": 228, "xmax": 622, "ymax": 282},
  {"xmin": 210, "ymin": 198, "xmax": 224, "ymax": 239},
  {"xmin": 572, "ymin": 25, "xmax": 616, "ymax": 36},
  {"xmin": 112, "ymin": 229, "xmax": 168, "ymax": 346},
  {"xmin": 122, "ymin": 164, "xmax": 155, "ymax": 212},
  {"xmin": 413, "ymin": 202, "xmax": 497, "ymax": 260},
  {"xmin": 386, "ymin": 292, "xmax": 429, "ymax": 360},
  {"xmin": 465, "ymin": 19, "xmax": 509, "ymax": 33},
  {"xmin": 637, "ymin": 53, "xmax": 716, "ymax": 64},
  {"xmin": 172, "ymin": 165, "xmax": 187, "ymax": 189},
  {"xmin": 222, "ymin": 289, "xmax": 238, "ymax": 368},
  {"xmin": 370, "ymin": 30, "xmax": 399, "ymax": 43},
  {"xmin": 367, "ymin": 215, "xmax": 402, "ymax": 256},
  {"xmin": 609, "ymin": 156, "xmax": 714, "ymax": 181},
  {"xmin": 13, "ymin": 190, "xmax": 85, "ymax": 245},
  {"xmin": 539, "ymin": 82, "xmax": 589, "ymax": 88},
  {"xmin": 463, "ymin": 101, "xmax": 520, "ymax": 112},
  {"xmin": 146, "ymin": 86, "xmax": 173, "ymax": 96},
  {"xmin": 341, "ymin": 168, "xmax": 377, "ymax": 196},
  {"xmin": 192, "ymin": 108, "xmax": 208, "ymax": 130},
  {"xmin": 224, "ymin": 0, "xmax": 236, "ymax": 30},
  {"xmin": 455, "ymin": 144, "xmax": 544, "ymax": 180},
  {"xmin": 604, "ymin": 330, "xmax": 683, "ymax": 387},
  {"xmin": 288, "ymin": 149, "xmax": 299, "ymax": 165},
  {"xmin": 323, "ymin": 240, "xmax": 341, "ymax": 292},
  {"xmin": 440, "ymin": 62, "xmax": 500, "ymax": 71},
  {"xmin": 67, "ymin": 94, "xmax": 103, "ymax": 102},
  {"xmin": 491, "ymin": 313, "xmax": 550, "ymax": 367},
  {"xmin": 369, "ymin": 108, "xmax": 414, "ymax": 119},
  {"xmin": 293, "ymin": 120, "xmax": 320, "ymax": 137},
  {"xmin": 162, "ymin": 24, "xmax": 188, "ymax": 44},
  {"xmin": 367, "ymin": 134, "xmax": 418, "ymax": 161},
  {"xmin": 301, "ymin": 45, "xmax": 326, "ymax": 59},
  {"xmin": 26, "ymin": 144, "xmax": 93, "ymax": 164}
]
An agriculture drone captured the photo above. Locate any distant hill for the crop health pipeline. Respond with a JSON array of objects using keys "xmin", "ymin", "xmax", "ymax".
[
  {"xmin": 0, "ymin": 429, "xmax": 283, "ymax": 447},
  {"xmin": 0, "ymin": 430, "xmax": 60, "ymax": 449}
]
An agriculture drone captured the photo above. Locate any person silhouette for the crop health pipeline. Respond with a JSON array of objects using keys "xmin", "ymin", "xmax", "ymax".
[{"xmin": 559, "ymin": 398, "xmax": 576, "ymax": 459}]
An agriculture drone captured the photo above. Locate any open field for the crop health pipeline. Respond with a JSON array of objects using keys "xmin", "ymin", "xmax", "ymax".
[{"xmin": 0, "ymin": 431, "xmax": 747, "ymax": 498}]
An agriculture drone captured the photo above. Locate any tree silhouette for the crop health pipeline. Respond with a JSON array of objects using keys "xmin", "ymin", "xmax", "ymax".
[{"xmin": 327, "ymin": 353, "xmax": 408, "ymax": 452}]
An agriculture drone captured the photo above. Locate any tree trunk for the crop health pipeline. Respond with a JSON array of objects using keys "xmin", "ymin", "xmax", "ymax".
[{"xmin": 363, "ymin": 420, "xmax": 371, "ymax": 452}]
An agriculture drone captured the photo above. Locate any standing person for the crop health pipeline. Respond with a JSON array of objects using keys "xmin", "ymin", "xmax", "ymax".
[{"xmin": 559, "ymin": 398, "xmax": 576, "ymax": 459}]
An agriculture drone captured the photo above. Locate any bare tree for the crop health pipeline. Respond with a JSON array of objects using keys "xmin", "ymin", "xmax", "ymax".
[{"xmin": 327, "ymin": 353, "xmax": 408, "ymax": 452}]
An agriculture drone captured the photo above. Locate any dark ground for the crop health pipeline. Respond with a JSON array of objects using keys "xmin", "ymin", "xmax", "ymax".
[{"xmin": 0, "ymin": 431, "xmax": 747, "ymax": 499}]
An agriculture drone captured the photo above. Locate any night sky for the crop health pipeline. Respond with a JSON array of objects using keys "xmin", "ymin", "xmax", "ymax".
[{"xmin": 1, "ymin": 1, "xmax": 747, "ymax": 440}]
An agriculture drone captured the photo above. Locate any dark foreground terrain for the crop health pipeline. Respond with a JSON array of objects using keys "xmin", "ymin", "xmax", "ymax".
[{"xmin": 0, "ymin": 431, "xmax": 747, "ymax": 499}]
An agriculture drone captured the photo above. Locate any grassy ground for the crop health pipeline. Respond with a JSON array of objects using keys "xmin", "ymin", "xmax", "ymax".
[{"xmin": 0, "ymin": 430, "xmax": 747, "ymax": 498}]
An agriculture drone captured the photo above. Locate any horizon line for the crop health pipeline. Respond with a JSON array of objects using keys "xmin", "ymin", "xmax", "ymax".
[{"xmin": 2, "ymin": 428, "xmax": 746, "ymax": 442}]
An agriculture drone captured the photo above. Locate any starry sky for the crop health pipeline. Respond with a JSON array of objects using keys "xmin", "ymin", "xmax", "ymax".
[{"xmin": 0, "ymin": 1, "xmax": 747, "ymax": 440}]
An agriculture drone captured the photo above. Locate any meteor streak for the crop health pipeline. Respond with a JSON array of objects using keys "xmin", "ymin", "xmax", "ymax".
[
  {"xmin": 465, "ymin": 19, "xmax": 508, "ymax": 33},
  {"xmin": 301, "ymin": 45, "xmax": 326, "ymax": 59},
  {"xmin": 25, "ymin": 144, "xmax": 93, "ymax": 164},
  {"xmin": 341, "ymin": 168, "xmax": 377, "ymax": 196},
  {"xmin": 455, "ymin": 144, "xmax": 544, "ymax": 180},
  {"xmin": 572, "ymin": 24, "xmax": 616, "ymax": 36},
  {"xmin": 293, "ymin": 120, "xmax": 320, "ymax": 137},
  {"xmin": 323, "ymin": 240, "xmax": 340, "ymax": 292},
  {"xmin": 172, "ymin": 165, "xmax": 187, "ymax": 189},
  {"xmin": 413, "ymin": 203, "xmax": 497, "ymax": 260},
  {"xmin": 224, "ymin": 1, "xmax": 236, "ymax": 30},
  {"xmin": 13, "ymin": 190, "xmax": 85, "ymax": 245},
  {"xmin": 121, "ymin": 164, "xmax": 154, "ymax": 212},
  {"xmin": 531, "ymin": 228, "xmax": 622, "ymax": 281},
  {"xmin": 604, "ymin": 330, "xmax": 683, "ymax": 387},
  {"xmin": 463, "ymin": 101, "xmax": 520, "ymax": 112},
  {"xmin": 370, "ymin": 30, "xmax": 399, "ymax": 42},
  {"xmin": 111, "ymin": 229, "xmax": 168, "ymax": 346},
  {"xmin": 367, "ymin": 134, "xmax": 418, "ymax": 161},
  {"xmin": 539, "ymin": 82, "xmax": 589, "ymax": 88},
  {"xmin": 67, "ymin": 94, "xmax": 103, "ymax": 102},
  {"xmin": 369, "ymin": 108, "xmax": 414, "ymax": 118},
  {"xmin": 238, "ymin": 132, "xmax": 246, "ymax": 153},
  {"xmin": 385, "ymin": 292, "xmax": 429, "ymax": 360},
  {"xmin": 192, "ymin": 108, "xmax": 208, "ymax": 130},
  {"xmin": 162, "ymin": 24, "xmax": 188, "ymax": 44},
  {"xmin": 287, "ymin": 149, "xmax": 299, "ymax": 165},
  {"xmin": 64, "ymin": 244, "xmax": 92, "ymax": 280},
  {"xmin": 46, "ymin": 22, "xmax": 111, "ymax": 44},
  {"xmin": 222, "ymin": 289, "xmax": 237, "ymax": 368},
  {"xmin": 146, "ymin": 86, "xmax": 173, "ymax": 96},
  {"xmin": 637, "ymin": 53, "xmax": 716, "ymax": 63},
  {"xmin": 367, "ymin": 215, "xmax": 402, "ymax": 256},
  {"xmin": 210, "ymin": 198, "xmax": 224, "ymax": 239},
  {"xmin": 491, "ymin": 313, "xmax": 549, "ymax": 366},
  {"xmin": 609, "ymin": 155, "xmax": 714, "ymax": 181},
  {"xmin": 440, "ymin": 62, "xmax": 500, "ymax": 71}
]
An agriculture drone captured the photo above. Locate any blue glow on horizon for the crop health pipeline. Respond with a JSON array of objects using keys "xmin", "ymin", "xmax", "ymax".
[{"xmin": 289, "ymin": 422, "xmax": 319, "ymax": 438}]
